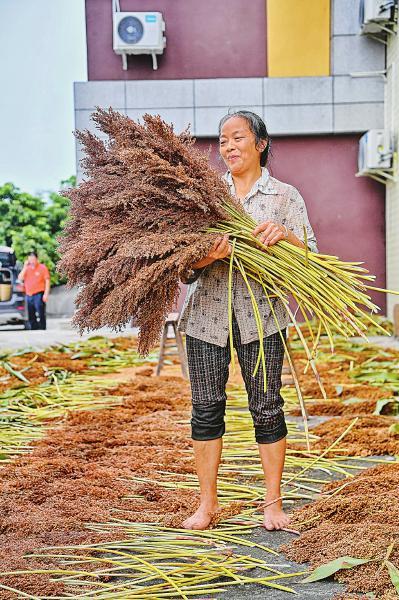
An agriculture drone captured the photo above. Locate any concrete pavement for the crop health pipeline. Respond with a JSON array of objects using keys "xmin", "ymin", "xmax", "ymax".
[
  {"xmin": 1, "ymin": 318, "xmax": 398, "ymax": 354},
  {"xmin": 0, "ymin": 317, "xmax": 140, "ymax": 351}
]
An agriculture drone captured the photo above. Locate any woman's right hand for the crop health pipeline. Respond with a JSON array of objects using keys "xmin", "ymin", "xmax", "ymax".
[
  {"xmin": 206, "ymin": 235, "xmax": 231, "ymax": 262},
  {"xmin": 190, "ymin": 235, "xmax": 231, "ymax": 270}
]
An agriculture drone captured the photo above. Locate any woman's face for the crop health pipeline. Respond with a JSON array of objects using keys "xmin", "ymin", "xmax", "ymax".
[{"xmin": 219, "ymin": 116, "xmax": 265, "ymax": 175}]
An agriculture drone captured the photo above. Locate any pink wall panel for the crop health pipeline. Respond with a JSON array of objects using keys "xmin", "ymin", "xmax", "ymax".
[
  {"xmin": 195, "ymin": 134, "xmax": 387, "ymax": 313},
  {"xmin": 85, "ymin": 0, "xmax": 267, "ymax": 80}
]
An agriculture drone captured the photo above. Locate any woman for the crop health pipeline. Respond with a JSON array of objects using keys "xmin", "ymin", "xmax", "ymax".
[{"xmin": 178, "ymin": 111, "xmax": 318, "ymax": 531}]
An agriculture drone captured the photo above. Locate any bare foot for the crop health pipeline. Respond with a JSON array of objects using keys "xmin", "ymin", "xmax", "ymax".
[
  {"xmin": 263, "ymin": 496, "xmax": 290, "ymax": 531},
  {"xmin": 182, "ymin": 503, "xmax": 219, "ymax": 530}
]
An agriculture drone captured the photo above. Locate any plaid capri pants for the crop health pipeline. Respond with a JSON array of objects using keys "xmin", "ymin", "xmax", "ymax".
[{"xmin": 185, "ymin": 312, "xmax": 287, "ymax": 444}]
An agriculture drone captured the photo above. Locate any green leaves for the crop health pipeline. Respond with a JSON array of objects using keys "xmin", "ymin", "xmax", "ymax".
[
  {"xmin": 388, "ymin": 422, "xmax": 399, "ymax": 435},
  {"xmin": 303, "ymin": 546, "xmax": 399, "ymax": 596},
  {"xmin": 386, "ymin": 560, "xmax": 399, "ymax": 593},
  {"xmin": 350, "ymin": 366, "xmax": 399, "ymax": 386},
  {"xmin": 0, "ymin": 180, "xmax": 73, "ymax": 285},
  {"xmin": 303, "ymin": 556, "xmax": 371, "ymax": 583},
  {"xmin": 1, "ymin": 361, "xmax": 30, "ymax": 384},
  {"xmin": 342, "ymin": 396, "xmax": 365, "ymax": 405}
]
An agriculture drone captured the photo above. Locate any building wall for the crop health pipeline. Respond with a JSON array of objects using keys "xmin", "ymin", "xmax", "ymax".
[
  {"xmin": 196, "ymin": 135, "xmax": 386, "ymax": 312},
  {"xmin": 74, "ymin": 74, "xmax": 385, "ymax": 148},
  {"xmin": 80, "ymin": 0, "xmax": 385, "ymax": 138},
  {"xmin": 386, "ymin": 30, "xmax": 399, "ymax": 318},
  {"xmin": 77, "ymin": 0, "xmax": 389, "ymax": 314},
  {"xmin": 267, "ymin": 0, "xmax": 330, "ymax": 77},
  {"xmin": 85, "ymin": 0, "xmax": 267, "ymax": 80}
]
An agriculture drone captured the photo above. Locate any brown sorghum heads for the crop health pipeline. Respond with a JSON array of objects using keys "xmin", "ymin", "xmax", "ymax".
[{"xmin": 58, "ymin": 108, "xmax": 242, "ymax": 354}]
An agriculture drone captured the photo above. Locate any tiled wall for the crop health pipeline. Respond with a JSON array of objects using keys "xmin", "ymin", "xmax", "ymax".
[
  {"xmin": 75, "ymin": 0, "xmax": 385, "ymax": 172},
  {"xmin": 74, "ymin": 70, "xmax": 385, "ymax": 177},
  {"xmin": 332, "ymin": 0, "xmax": 386, "ymax": 132}
]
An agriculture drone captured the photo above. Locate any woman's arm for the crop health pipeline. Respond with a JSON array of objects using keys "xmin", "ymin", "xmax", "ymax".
[
  {"xmin": 252, "ymin": 187, "xmax": 318, "ymax": 252},
  {"xmin": 181, "ymin": 235, "xmax": 231, "ymax": 284}
]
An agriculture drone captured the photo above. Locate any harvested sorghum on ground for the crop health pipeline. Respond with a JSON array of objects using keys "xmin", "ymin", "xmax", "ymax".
[
  {"xmin": 0, "ymin": 375, "xmax": 202, "ymax": 597},
  {"xmin": 283, "ymin": 463, "xmax": 399, "ymax": 597},
  {"xmin": 309, "ymin": 415, "xmax": 399, "ymax": 456},
  {"xmin": 289, "ymin": 398, "xmax": 379, "ymax": 417}
]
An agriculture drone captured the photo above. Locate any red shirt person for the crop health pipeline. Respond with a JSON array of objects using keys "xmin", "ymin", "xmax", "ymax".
[{"xmin": 19, "ymin": 252, "xmax": 51, "ymax": 330}]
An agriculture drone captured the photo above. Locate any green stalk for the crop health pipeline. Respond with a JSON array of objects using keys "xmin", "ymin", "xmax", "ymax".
[
  {"xmin": 228, "ymin": 239, "xmax": 236, "ymax": 376},
  {"xmin": 258, "ymin": 279, "xmax": 310, "ymax": 451},
  {"xmin": 234, "ymin": 257, "xmax": 267, "ymax": 391},
  {"xmin": 303, "ymin": 225, "xmax": 309, "ymax": 268}
]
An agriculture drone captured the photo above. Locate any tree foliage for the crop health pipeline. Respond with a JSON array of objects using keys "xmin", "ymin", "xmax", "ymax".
[{"xmin": 0, "ymin": 176, "xmax": 75, "ymax": 285}]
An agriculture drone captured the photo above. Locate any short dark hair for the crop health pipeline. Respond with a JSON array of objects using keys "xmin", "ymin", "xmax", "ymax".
[
  {"xmin": 218, "ymin": 110, "xmax": 271, "ymax": 167},
  {"xmin": 29, "ymin": 251, "xmax": 38, "ymax": 258}
]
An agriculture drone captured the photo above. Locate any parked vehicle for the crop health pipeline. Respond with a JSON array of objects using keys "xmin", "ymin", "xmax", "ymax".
[{"xmin": 0, "ymin": 246, "xmax": 27, "ymax": 327}]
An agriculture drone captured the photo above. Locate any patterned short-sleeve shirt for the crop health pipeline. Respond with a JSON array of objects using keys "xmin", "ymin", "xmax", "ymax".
[{"xmin": 178, "ymin": 167, "xmax": 318, "ymax": 347}]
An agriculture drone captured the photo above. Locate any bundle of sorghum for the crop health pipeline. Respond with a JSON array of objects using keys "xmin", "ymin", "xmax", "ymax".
[
  {"xmin": 58, "ymin": 108, "xmax": 241, "ymax": 354},
  {"xmin": 59, "ymin": 108, "xmax": 396, "ymax": 363}
]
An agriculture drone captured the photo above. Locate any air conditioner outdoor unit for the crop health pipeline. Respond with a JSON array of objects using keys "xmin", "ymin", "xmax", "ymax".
[
  {"xmin": 359, "ymin": 0, "xmax": 395, "ymax": 33},
  {"xmin": 113, "ymin": 11, "xmax": 166, "ymax": 70},
  {"xmin": 358, "ymin": 129, "xmax": 392, "ymax": 173}
]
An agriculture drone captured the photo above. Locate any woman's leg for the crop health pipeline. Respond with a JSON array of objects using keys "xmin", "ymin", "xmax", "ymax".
[
  {"xmin": 183, "ymin": 437, "xmax": 222, "ymax": 529},
  {"xmin": 258, "ymin": 437, "xmax": 289, "ymax": 530},
  {"xmin": 235, "ymin": 327, "xmax": 289, "ymax": 530},
  {"xmin": 183, "ymin": 334, "xmax": 230, "ymax": 530}
]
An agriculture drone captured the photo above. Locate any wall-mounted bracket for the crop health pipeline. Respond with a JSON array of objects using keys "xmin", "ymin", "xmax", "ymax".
[
  {"xmin": 356, "ymin": 152, "xmax": 398, "ymax": 184},
  {"xmin": 349, "ymin": 70, "xmax": 387, "ymax": 82}
]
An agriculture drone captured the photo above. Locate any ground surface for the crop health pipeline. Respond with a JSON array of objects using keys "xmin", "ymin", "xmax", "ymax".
[
  {"xmin": 1, "ymin": 325, "xmax": 398, "ymax": 598},
  {"xmin": 0, "ymin": 317, "xmax": 139, "ymax": 350},
  {"xmin": 0, "ymin": 356, "xmax": 349, "ymax": 599},
  {"xmin": 1, "ymin": 318, "xmax": 398, "ymax": 352}
]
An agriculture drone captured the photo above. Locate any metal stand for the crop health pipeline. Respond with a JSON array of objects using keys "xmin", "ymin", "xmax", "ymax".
[{"xmin": 156, "ymin": 312, "xmax": 188, "ymax": 378}]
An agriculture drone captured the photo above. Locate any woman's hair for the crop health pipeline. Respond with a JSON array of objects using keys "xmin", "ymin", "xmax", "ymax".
[{"xmin": 218, "ymin": 110, "xmax": 271, "ymax": 167}]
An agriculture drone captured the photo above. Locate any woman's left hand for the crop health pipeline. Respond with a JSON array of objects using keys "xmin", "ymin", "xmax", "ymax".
[{"xmin": 252, "ymin": 221, "xmax": 287, "ymax": 247}]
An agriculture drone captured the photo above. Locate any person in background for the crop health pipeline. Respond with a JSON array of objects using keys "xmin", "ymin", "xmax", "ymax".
[{"xmin": 18, "ymin": 251, "xmax": 50, "ymax": 330}]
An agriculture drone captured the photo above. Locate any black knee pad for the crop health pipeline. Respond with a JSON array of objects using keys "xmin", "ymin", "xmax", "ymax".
[
  {"xmin": 254, "ymin": 419, "xmax": 288, "ymax": 444},
  {"xmin": 191, "ymin": 401, "xmax": 226, "ymax": 441}
]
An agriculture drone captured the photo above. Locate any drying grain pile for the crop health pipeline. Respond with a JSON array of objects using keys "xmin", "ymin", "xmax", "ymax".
[
  {"xmin": 0, "ymin": 336, "xmax": 150, "ymax": 392},
  {"xmin": 283, "ymin": 463, "xmax": 399, "ymax": 597},
  {"xmin": 0, "ymin": 374, "xmax": 197, "ymax": 598},
  {"xmin": 310, "ymin": 415, "xmax": 399, "ymax": 456},
  {"xmin": 0, "ymin": 328, "xmax": 398, "ymax": 598},
  {"xmin": 282, "ymin": 325, "xmax": 399, "ymax": 597},
  {"xmin": 289, "ymin": 331, "xmax": 399, "ymax": 418}
]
